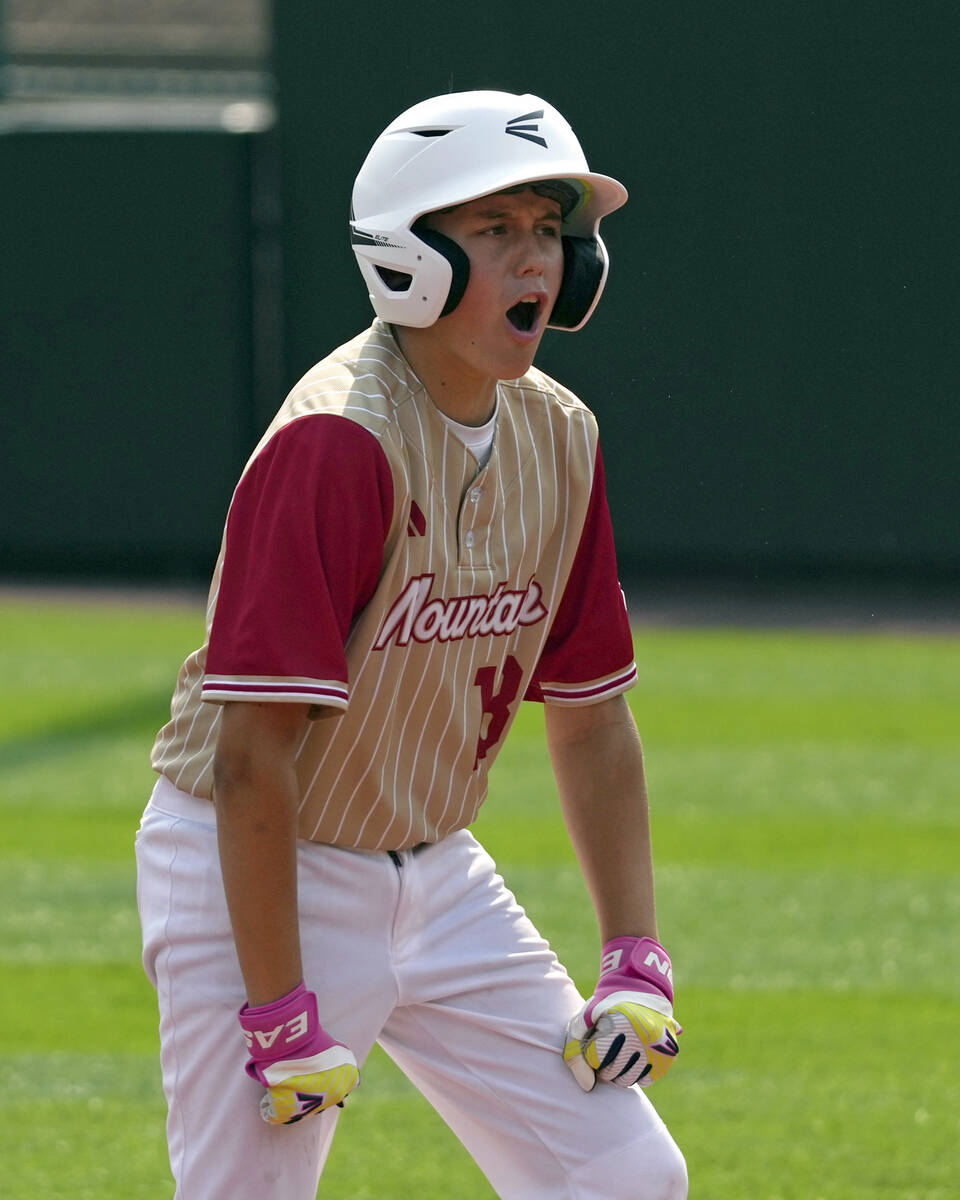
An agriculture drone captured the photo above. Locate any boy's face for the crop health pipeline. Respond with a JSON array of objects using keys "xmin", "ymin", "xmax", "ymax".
[{"xmin": 418, "ymin": 186, "xmax": 565, "ymax": 388}]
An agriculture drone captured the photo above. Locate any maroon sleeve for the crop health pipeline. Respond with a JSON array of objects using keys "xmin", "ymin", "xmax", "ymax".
[
  {"xmin": 525, "ymin": 445, "xmax": 637, "ymax": 705},
  {"xmin": 202, "ymin": 414, "xmax": 394, "ymax": 707}
]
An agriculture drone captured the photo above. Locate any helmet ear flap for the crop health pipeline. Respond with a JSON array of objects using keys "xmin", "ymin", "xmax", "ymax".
[
  {"xmin": 549, "ymin": 236, "xmax": 607, "ymax": 330},
  {"xmin": 413, "ymin": 226, "xmax": 471, "ymax": 318}
]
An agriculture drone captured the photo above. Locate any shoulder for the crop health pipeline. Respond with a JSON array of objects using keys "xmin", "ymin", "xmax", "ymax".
[
  {"xmin": 242, "ymin": 323, "xmax": 419, "ymax": 478},
  {"xmin": 503, "ymin": 365, "xmax": 596, "ymax": 422},
  {"xmin": 280, "ymin": 322, "xmax": 419, "ymax": 436},
  {"xmin": 498, "ymin": 364, "xmax": 600, "ymax": 455}
]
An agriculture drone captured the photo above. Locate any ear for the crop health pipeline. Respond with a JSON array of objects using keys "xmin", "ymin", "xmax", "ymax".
[
  {"xmin": 413, "ymin": 228, "xmax": 471, "ymax": 318},
  {"xmin": 549, "ymin": 236, "xmax": 606, "ymax": 329}
]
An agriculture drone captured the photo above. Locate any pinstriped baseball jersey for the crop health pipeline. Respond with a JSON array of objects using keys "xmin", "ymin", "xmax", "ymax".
[{"xmin": 151, "ymin": 320, "xmax": 636, "ymax": 850}]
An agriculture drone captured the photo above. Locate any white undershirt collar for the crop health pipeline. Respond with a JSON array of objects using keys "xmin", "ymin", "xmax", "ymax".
[{"xmin": 436, "ymin": 398, "xmax": 498, "ymax": 466}]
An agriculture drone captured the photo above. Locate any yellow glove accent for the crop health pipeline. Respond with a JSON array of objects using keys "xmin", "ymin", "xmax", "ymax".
[
  {"xmin": 582, "ymin": 1001, "xmax": 682, "ymax": 1088},
  {"xmin": 260, "ymin": 1055, "xmax": 360, "ymax": 1125}
]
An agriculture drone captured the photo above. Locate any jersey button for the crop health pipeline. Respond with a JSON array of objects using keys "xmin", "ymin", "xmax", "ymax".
[
  {"xmin": 470, "ymin": 487, "xmax": 483, "ymax": 503},
  {"xmin": 465, "ymin": 530, "xmax": 475, "ymax": 548}
]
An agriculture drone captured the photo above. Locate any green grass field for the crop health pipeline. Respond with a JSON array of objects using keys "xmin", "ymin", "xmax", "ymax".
[{"xmin": 1, "ymin": 592, "xmax": 958, "ymax": 1198}]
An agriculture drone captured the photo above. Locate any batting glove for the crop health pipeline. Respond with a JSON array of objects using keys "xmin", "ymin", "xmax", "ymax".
[
  {"xmin": 239, "ymin": 982, "xmax": 359, "ymax": 1125},
  {"xmin": 563, "ymin": 936, "xmax": 682, "ymax": 1091}
]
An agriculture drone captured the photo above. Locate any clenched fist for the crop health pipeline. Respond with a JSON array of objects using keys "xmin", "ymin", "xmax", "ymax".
[
  {"xmin": 239, "ymin": 983, "xmax": 359, "ymax": 1124},
  {"xmin": 564, "ymin": 936, "xmax": 682, "ymax": 1091}
]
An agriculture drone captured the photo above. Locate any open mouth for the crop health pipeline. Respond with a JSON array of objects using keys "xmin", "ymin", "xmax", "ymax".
[{"xmin": 506, "ymin": 297, "xmax": 543, "ymax": 333}]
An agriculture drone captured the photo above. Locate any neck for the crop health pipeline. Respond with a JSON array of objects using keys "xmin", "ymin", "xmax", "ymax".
[{"xmin": 393, "ymin": 325, "xmax": 497, "ymax": 426}]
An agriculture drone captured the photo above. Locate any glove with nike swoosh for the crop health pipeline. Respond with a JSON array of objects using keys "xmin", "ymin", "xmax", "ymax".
[
  {"xmin": 239, "ymin": 982, "xmax": 359, "ymax": 1125},
  {"xmin": 563, "ymin": 936, "xmax": 682, "ymax": 1091}
]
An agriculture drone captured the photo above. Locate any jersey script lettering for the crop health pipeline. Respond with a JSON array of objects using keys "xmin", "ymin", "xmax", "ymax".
[{"xmin": 373, "ymin": 575, "xmax": 548, "ymax": 649}]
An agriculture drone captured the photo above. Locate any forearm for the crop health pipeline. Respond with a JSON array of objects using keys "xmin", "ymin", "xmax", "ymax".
[
  {"xmin": 213, "ymin": 703, "xmax": 307, "ymax": 1006},
  {"xmin": 546, "ymin": 694, "xmax": 658, "ymax": 943},
  {"xmin": 215, "ymin": 771, "xmax": 302, "ymax": 1005}
]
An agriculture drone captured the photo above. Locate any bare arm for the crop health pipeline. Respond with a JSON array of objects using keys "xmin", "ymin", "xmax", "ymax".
[
  {"xmin": 212, "ymin": 701, "xmax": 310, "ymax": 1007},
  {"xmin": 544, "ymin": 693, "xmax": 658, "ymax": 944}
]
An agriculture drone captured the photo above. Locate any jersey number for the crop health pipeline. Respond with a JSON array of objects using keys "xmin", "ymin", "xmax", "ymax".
[{"xmin": 473, "ymin": 655, "xmax": 523, "ymax": 770}]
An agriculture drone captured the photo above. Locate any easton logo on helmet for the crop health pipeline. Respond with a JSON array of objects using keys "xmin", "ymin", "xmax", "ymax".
[{"xmin": 505, "ymin": 110, "xmax": 547, "ymax": 149}]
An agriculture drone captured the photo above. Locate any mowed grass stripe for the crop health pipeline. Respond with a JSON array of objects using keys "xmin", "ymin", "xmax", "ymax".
[
  {"xmin": 0, "ymin": 963, "xmax": 158, "ymax": 1053},
  {"xmin": 479, "ymin": 804, "xmax": 960, "ymax": 875}
]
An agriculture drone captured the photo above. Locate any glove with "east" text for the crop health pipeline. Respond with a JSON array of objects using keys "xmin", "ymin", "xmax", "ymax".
[{"xmin": 239, "ymin": 982, "xmax": 359, "ymax": 1125}]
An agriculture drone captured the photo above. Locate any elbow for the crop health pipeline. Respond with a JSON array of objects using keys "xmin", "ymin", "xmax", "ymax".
[
  {"xmin": 211, "ymin": 701, "xmax": 308, "ymax": 814},
  {"xmin": 212, "ymin": 741, "xmax": 244, "ymax": 794},
  {"xmin": 211, "ymin": 744, "xmax": 298, "ymax": 830},
  {"xmin": 212, "ymin": 732, "xmax": 281, "ymax": 806},
  {"xmin": 212, "ymin": 741, "xmax": 257, "ymax": 810}
]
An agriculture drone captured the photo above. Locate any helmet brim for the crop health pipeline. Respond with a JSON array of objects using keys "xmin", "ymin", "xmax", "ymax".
[{"xmin": 364, "ymin": 167, "xmax": 627, "ymax": 241}]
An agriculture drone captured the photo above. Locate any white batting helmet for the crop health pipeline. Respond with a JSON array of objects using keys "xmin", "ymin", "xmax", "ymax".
[{"xmin": 350, "ymin": 90, "xmax": 628, "ymax": 330}]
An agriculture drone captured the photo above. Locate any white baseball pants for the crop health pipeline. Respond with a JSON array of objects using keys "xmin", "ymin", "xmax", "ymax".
[{"xmin": 136, "ymin": 776, "xmax": 687, "ymax": 1199}]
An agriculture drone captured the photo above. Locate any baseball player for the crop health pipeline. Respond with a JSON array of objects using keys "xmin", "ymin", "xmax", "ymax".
[{"xmin": 136, "ymin": 90, "xmax": 687, "ymax": 1199}]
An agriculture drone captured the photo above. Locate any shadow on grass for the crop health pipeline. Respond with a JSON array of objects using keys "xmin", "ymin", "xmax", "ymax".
[{"xmin": 0, "ymin": 692, "xmax": 173, "ymax": 771}]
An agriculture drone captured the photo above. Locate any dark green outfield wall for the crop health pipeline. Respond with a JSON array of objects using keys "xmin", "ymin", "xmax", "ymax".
[
  {"xmin": 0, "ymin": 130, "xmax": 276, "ymax": 578},
  {"xmin": 1, "ymin": 3, "xmax": 957, "ymax": 584}
]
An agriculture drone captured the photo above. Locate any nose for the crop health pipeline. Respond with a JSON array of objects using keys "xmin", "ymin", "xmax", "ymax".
[{"xmin": 515, "ymin": 231, "xmax": 546, "ymax": 277}]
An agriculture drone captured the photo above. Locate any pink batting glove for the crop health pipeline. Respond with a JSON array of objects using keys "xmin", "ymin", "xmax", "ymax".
[
  {"xmin": 239, "ymin": 982, "xmax": 359, "ymax": 1125},
  {"xmin": 585, "ymin": 935, "xmax": 675, "ymax": 1021},
  {"xmin": 563, "ymin": 937, "xmax": 682, "ymax": 1091}
]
